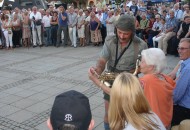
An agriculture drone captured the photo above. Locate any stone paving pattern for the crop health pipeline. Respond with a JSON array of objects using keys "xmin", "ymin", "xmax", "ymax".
[{"xmin": 0, "ymin": 46, "xmax": 179, "ymax": 130}]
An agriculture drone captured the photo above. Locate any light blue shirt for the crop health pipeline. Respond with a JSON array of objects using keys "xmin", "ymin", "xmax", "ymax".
[
  {"xmin": 174, "ymin": 9, "xmax": 184, "ymax": 20},
  {"xmin": 152, "ymin": 21, "xmax": 162, "ymax": 31},
  {"xmin": 67, "ymin": 12, "xmax": 77, "ymax": 27},
  {"xmin": 166, "ymin": 17, "xmax": 178, "ymax": 32},
  {"xmin": 173, "ymin": 58, "xmax": 190, "ymax": 109},
  {"xmin": 102, "ymin": 12, "xmax": 108, "ymax": 27}
]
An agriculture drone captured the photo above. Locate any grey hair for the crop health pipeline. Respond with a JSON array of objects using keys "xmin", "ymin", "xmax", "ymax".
[
  {"xmin": 169, "ymin": 9, "xmax": 174, "ymax": 14},
  {"xmin": 180, "ymin": 38, "xmax": 190, "ymax": 47},
  {"xmin": 108, "ymin": 10, "xmax": 113, "ymax": 15},
  {"xmin": 141, "ymin": 48, "xmax": 166, "ymax": 73},
  {"xmin": 32, "ymin": 6, "xmax": 37, "ymax": 10},
  {"xmin": 79, "ymin": 9, "xmax": 83, "ymax": 13},
  {"xmin": 155, "ymin": 14, "xmax": 160, "ymax": 19},
  {"xmin": 141, "ymin": 13, "xmax": 147, "ymax": 17}
]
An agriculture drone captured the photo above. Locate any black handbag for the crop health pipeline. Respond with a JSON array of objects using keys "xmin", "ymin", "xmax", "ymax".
[{"xmin": 35, "ymin": 20, "xmax": 42, "ymax": 26}]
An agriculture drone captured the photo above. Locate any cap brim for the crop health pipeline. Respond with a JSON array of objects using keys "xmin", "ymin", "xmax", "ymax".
[{"xmin": 171, "ymin": 125, "xmax": 179, "ymax": 130}]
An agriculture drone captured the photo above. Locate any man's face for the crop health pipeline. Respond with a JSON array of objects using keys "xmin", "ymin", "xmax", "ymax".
[
  {"xmin": 105, "ymin": 8, "xmax": 108, "ymax": 13},
  {"xmin": 98, "ymin": 10, "xmax": 101, "ymax": 15},
  {"xmin": 178, "ymin": 41, "xmax": 190, "ymax": 60},
  {"xmin": 85, "ymin": 11, "xmax": 89, "ymax": 16},
  {"xmin": 153, "ymin": 10, "xmax": 157, "ymax": 14},
  {"xmin": 79, "ymin": 11, "xmax": 82, "ymax": 16},
  {"xmin": 59, "ymin": 6, "xmax": 63, "ymax": 12},
  {"xmin": 117, "ymin": 28, "xmax": 133, "ymax": 43},
  {"xmin": 142, "ymin": 15, "xmax": 146, "ymax": 20},
  {"xmin": 174, "ymin": 5, "xmax": 178, "ymax": 10},
  {"xmin": 49, "ymin": 6, "xmax": 53, "ymax": 11},
  {"xmin": 186, "ymin": 7, "xmax": 189, "ymax": 12},
  {"xmin": 33, "ymin": 8, "xmax": 37, "ymax": 13},
  {"xmin": 15, "ymin": 8, "xmax": 19, "ymax": 13},
  {"xmin": 169, "ymin": 12, "xmax": 174, "ymax": 18},
  {"xmin": 163, "ymin": 11, "xmax": 166, "ymax": 16},
  {"xmin": 150, "ymin": 18, "xmax": 155, "ymax": 22},
  {"xmin": 75, "ymin": 9, "xmax": 78, "ymax": 14},
  {"xmin": 70, "ymin": 8, "xmax": 74, "ymax": 13},
  {"xmin": 184, "ymin": 17, "xmax": 190, "ymax": 24},
  {"xmin": 155, "ymin": 17, "xmax": 160, "ymax": 22},
  {"xmin": 108, "ymin": 11, "xmax": 112, "ymax": 17},
  {"xmin": 46, "ymin": 11, "xmax": 50, "ymax": 16}
]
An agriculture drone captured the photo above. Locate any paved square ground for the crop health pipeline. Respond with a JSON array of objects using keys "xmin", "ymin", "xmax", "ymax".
[{"xmin": 0, "ymin": 45, "xmax": 179, "ymax": 130}]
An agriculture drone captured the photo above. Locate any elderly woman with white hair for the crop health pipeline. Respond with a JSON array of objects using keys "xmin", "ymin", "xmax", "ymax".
[
  {"xmin": 139, "ymin": 48, "xmax": 175, "ymax": 129},
  {"xmin": 77, "ymin": 9, "xmax": 85, "ymax": 46}
]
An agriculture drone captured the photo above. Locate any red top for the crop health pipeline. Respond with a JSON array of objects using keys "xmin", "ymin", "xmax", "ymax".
[{"xmin": 140, "ymin": 74, "xmax": 175, "ymax": 127}]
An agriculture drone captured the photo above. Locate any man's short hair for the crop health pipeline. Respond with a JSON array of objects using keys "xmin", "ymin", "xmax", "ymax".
[
  {"xmin": 153, "ymin": 8, "xmax": 158, "ymax": 12},
  {"xmin": 50, "ymin": 90, "xmax": 92, "ymax": 130},
  {"xmin": 180, "ymin": 38, "xmax": 190, "ymax": 46}
]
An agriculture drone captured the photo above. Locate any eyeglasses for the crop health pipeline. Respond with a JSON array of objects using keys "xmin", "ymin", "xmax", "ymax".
[{"xmin": 177, "ymin": 47, "xmax": 190, "ymax": 51}]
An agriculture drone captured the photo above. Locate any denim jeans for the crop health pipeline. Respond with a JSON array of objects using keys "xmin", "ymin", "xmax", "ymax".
[
  {"xmin": 44, "ymin": 27, "xmax": 51, "ymax": 46},
  {"xmin": 56, "ymin": 25, "xmax": 68, "ymax": 46},
  {"xmin": 51, "ymin": 25, "xmax": 58, "ymax": 46}
]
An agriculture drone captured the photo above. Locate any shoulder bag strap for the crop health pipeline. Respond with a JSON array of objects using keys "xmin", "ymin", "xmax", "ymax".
[
  {"xmin": 113, "ymin": 39, "xmax": 133, "ymax": 71},
  {"xmin": 133, "ymin": 42, "xmax": 139, "ymax": 65}
]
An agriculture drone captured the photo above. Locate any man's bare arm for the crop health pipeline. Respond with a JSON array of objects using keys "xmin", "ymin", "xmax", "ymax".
[
  {"xmin": 61, "ymin": 13, "xmax": 67, "ymax": 21},
  {"xmin": 95, "ymin": 57, "xmax": 107, "ymax": 75}
]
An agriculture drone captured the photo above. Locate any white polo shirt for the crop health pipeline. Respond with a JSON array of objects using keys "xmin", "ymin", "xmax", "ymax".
[
  {"xmin": 42, "ymin": 15, "xmax": 52, "ymax": 27},
  {"xmin": 29, "ymin": 11, "xmax": 42, "ymax": 28}
]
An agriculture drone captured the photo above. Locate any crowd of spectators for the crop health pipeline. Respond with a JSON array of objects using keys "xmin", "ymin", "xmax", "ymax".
[{"xmin": 0, "ymin": 1, "xmax": 189, "ymax": 53}]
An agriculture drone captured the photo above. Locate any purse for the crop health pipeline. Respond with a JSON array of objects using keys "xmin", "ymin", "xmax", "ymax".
[{"xmin": 35, "ymin": 20, "xmax": 42, "ymax": 26}]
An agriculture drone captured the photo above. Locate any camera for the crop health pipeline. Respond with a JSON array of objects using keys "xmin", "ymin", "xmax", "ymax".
[{"xmin": 155, "ymin": 26, "xmax": 159, "ymax": 31}]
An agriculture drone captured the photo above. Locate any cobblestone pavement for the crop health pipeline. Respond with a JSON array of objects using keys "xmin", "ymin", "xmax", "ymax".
[{"xmin": 0, "ymin": 45, "xmax": 179, "ymax": 130}]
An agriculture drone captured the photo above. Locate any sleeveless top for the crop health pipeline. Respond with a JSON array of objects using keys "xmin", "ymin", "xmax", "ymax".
[
  {"xmin": 12, "ymin": 19, "xmax": 20, "ymax": 31},
  {"xmin": 3, "ymin": 20, "xmax": 12, "ymax": 31},
  {"xmin": 51, "ymin": 16, "xmax": 58, "ymax": 26}
]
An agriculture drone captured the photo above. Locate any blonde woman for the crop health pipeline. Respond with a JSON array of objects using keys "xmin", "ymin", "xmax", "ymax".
[
  {"xmin": 22, "ymin": 11, "xmax": 31, "ymax": 47},
  {"xmin": 108, "ymin": 73, "xmax": 166, "ymax": 130}
]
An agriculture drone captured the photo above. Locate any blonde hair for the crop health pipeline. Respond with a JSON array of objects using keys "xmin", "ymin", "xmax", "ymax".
[{"xmin": 108, "ymin": 73, "xmax": 158, "ymax": 130}]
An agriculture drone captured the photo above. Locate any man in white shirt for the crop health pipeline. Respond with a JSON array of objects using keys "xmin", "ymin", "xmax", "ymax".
[
  {"xmin": 42, "ymin": 10, "xmax": 52, "ymax": 47},
  {"xmin": 182, "ymin": 5, "xmax": 190, "ymax": 21},
  {"xmin": 96, "ymin": 9, "xmax": 103, "ymax": 23},
  {"xmin": 30, "ymin": 6, "xmax": 42, "ymax": 47},
  {"xmin": 174, "ymin": 3, "xmax": 184, "ymax": 21},
  {"xmin": 148, "ymin": 15, "xmax": 162, "ymax": 47},
  {"xmin": 68, "ymin": 6, "xmax": 77, "ymax": 48}
]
